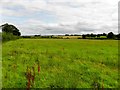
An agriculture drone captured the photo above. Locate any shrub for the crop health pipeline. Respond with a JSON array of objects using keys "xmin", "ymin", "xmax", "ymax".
[{"xmin": 2, "ymin": 32, "xmax": 20, "ymax": 42}]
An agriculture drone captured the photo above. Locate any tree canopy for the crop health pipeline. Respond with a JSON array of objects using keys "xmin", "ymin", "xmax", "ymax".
[
  {"xmin": 1, "ymin": 23, "xmax": 21, "ymax": 36},
  {"xmin": 107, "ymin": 32, "xmax": 114, "ymax": 39}
]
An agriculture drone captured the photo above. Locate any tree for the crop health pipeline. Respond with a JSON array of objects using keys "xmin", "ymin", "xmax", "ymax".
[
  {"xmin": 82, "ymin": 34, "xmax": 86, "ymax": 39},
  {"xmin": 116, "ymin": 33, "xmax": 120, "ymax": 39},
  {"xmin": 1, "ymin": 23, "xmax": 21, "ymax": 36},
  {"xmin": 97, "ymin": 34, "xmax": 100, "ymax": 38},
  {"xmin": 86, "ymin": 34, "xmax": 90, "ymax": 37},
  {"xmin": 90, "ymin": 33, "xmax": 96, "ymax": 38},
  {"xmin": 107, "ymin": 32, "xmax": 114, "ymax": 39},
  {"xmin": 102, "ymin": 33, "xmax": 107, "ymax": 36},
  {"xmin": 65, "ymin": 34, "xmax": 69, "ymax": 36}
]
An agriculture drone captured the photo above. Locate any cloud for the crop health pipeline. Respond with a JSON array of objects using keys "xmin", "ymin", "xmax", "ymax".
[{"xmin": 0, "ymin": 0, "xmax": 119, "ymax": 35}]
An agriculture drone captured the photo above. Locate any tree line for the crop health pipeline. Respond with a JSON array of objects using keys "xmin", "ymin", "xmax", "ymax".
[
  {"xmin": 81, "ymin": 32, "xmax": 120, "ymax": 39},
  {"xmin": 1, "ymin": 23, "xmax": 120, "ymax": 41}
]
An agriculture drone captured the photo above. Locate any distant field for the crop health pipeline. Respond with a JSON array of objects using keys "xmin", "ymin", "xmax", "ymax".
[
  {"xmin": 58, "ymin": 36, "xmax": 82, "ymax": 39},
  {"xmin": 2, "ymin": 39, "xmax": 118, "ymax": 88}
]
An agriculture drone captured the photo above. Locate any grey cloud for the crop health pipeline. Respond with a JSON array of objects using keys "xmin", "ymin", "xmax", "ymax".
[
  {"xmin": 20, "ymin": 21, "xmax": 103, "ymax": 35},
  {"xmin": 1, "ymin": 0, "xmax": 118, "ymax": 35}
]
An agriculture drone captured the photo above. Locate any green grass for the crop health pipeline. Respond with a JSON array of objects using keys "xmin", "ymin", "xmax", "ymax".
[
  {"xmin": 2, "ymin": 39, "xmax": 118, "ymax": 88},
  {"xmin": 0, "ymin": 40, "xmax": 2, "ymax": 89}
]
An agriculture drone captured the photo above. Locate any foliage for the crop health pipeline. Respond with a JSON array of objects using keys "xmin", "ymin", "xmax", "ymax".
[
  {"xmin": 1, "ymin": 23, "xmax": 21, "ymax": 42},
  {"xmin": 2, "ymin": 32, "xmax": 20, "ymax": 42},
  {"xmin": 115, "ymin": 33, "xmax": 120, "ymax": 40},
  {"xmin": 1, "ymin": 23, "xmax": 21, "ymax": 36},
  {"xmin": 81, "ymin": 32, "xmax": 119, "ymax": 39},
  {"xmin": 82, "ymin": 35, "xmax": 86, "ymax": 39},
  {"xmin": 2, "ymin": 39, "xmax": 118, "ymax": 88},
  {"xmin": 107, "ymin": 32, "xmax": 115, "ymax": 39},
  {"xmin": 21, "ymin": 32, "xmax": 119, "ymax": 40}
]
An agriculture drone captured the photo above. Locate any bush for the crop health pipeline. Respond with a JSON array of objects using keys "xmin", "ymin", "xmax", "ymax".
[{"xmin": 2, "ymin": 32, "xmax": 20, "ymax": 42}]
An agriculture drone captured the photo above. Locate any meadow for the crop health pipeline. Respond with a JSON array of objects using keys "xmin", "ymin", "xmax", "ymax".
[{"xmin": 2, "ymin": 39, "xmax": 118, "ymax": 88}]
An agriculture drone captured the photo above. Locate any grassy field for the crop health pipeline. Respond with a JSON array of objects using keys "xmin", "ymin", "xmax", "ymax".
[
  {"xmin": 0, "ymin": 41, "xmax": 2, "ymax": 89},
  {"xmin": 2, "ymin": 39, "xmax": 118, "ymax": 88}
]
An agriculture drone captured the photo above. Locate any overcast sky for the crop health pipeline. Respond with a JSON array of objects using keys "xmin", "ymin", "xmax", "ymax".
[{"xmin": 0, "ymin": 0, "xmax": 119, "ymax": 35}]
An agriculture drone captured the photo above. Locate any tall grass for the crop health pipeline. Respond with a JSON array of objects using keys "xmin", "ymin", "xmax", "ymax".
[{"xmin": 2, "ymin": 39, "xmax": 118, "ymax": 88}]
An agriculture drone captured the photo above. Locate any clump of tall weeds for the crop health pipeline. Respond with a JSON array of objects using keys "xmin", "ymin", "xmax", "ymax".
[{"xmin": 26, "ymin": 62, "xmax": 40, "ymax": 90}]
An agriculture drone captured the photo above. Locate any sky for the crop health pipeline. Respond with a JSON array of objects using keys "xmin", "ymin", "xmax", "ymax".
[{"xmin": 0, "ymin": 0, "xmax": 119, "ymax": 35}]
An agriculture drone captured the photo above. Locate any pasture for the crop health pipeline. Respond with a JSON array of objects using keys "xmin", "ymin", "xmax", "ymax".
[{"xmin": 2, "ymin": 39, "xmax": 118, "ymax": 88}]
